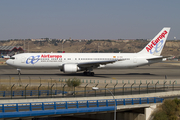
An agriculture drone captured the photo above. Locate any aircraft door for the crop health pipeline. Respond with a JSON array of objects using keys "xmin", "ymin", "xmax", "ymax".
[
  {"xmin": 133, "ymin": 57, "xmax": 137, "ymax": 63},
  {"xmin": 21, "ymin": 57, "xmax": 25, "ymax": 63}
]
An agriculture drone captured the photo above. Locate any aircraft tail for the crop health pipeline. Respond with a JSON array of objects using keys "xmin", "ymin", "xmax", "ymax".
[{"xmin": 138, "ymin": 27, "xmax": 170, "ymax": 56}]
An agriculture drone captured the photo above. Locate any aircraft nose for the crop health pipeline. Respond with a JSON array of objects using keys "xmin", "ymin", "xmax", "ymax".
[{"xmin": 6, "ymin": 59, "xmax": 11, "ymax": 65}]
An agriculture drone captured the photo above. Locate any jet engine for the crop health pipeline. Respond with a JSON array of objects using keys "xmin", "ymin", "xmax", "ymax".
[{"xmin": 63, "ymin": 64, "xmax": 79, "ymax": 73}]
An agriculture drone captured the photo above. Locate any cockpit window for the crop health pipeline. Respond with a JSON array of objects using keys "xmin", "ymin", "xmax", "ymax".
[{"xmin": 10, "ymin": 57, "xmax": 15, "ymax": 59}]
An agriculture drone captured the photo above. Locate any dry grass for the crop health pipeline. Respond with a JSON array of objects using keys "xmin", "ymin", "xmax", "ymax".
[{"xmin": 0, "ymin": 84, "xmax": 93, "ymax": 92}]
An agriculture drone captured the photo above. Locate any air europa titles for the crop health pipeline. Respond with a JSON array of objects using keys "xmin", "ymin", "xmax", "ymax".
[
  {"xmin": 146, "ymin": 30, "xmax": 168, "ymax": 52},
  {"xmin": 40, "ymin": 54, "xmax": 63, "ymax": 63},
  {"xmin": 41, "ymin": 54, "xmax": 62, "ymax": 58}
]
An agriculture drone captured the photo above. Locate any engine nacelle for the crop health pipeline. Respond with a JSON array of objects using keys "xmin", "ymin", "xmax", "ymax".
[{"xmin": 63, "ymin": 64, "xmax": 78, "ymax": 73}]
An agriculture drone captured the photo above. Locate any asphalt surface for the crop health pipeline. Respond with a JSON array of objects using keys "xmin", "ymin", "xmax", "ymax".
[{"xmin": 0, "ymin": 61, "xmax": 180, "ymax": 80}]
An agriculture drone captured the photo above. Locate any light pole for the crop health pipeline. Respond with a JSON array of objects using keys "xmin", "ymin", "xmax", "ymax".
[{"xmin": 92, "ymin": 87, "xmax": 116, "ymax": 120}]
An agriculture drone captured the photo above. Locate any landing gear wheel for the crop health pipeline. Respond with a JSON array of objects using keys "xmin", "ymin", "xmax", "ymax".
[
  {"xmin": 18, "ymin": 71, "xmax": 21, "ymax": 75},
  {"xmin": 87, "ymin": 72, "xmax": 91, "ymax": 76},
  {"xmin": 17, "ymin": 69, "xmax": 21, "ymax": 75},
  {"xmin": 83, "ymin": 72, "xmax": 87, "ymax": 75},
  {"xmin": 91, "ymin": 72, "xmax": 94, "ymax": 76},
  {"xmin": 83, "ymin": 72, "xmax": 94, "ymax": 76}
]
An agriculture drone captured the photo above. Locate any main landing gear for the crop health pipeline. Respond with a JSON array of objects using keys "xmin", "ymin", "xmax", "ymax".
[
  {"xmin": 17, "ymin": 69, "xmax": 21, "ymax": 75},
  {"xmin": 83, "ymin": 71, "xmax": 94, "ymax": 76}
]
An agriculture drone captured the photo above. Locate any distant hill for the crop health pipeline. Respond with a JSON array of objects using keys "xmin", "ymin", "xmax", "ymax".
[{"xmin": 0, "ymin": 40, "xmax": 180, "ymax": 58}]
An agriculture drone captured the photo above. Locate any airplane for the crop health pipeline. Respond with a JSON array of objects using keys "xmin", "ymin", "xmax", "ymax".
[
  {"xmin": 1, "ymin": 54, "xmax": 10, "ymax": 59},
  {"xmin": 6, "ymin": 27, "xmax": 170, "ymax": 76}
]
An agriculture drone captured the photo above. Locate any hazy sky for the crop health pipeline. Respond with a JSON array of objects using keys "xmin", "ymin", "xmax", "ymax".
[{"xmin": 0, "ymin": 0, "xmax": 180, "ymax": 40}]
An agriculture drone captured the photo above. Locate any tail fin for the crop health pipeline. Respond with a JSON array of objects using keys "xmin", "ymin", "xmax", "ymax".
[
  {"xmin": 1, "ymin": 54, "xmax": 4, "ymax": 58},
  {"xmin": 138, "ymin": 27, "xmax": 170, "ymax": 56}
]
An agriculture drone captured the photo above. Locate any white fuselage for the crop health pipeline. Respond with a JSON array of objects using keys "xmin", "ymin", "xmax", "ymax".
[{"xmin": 6, "ymin": 52, "xmax": 158, "ymax": 70}]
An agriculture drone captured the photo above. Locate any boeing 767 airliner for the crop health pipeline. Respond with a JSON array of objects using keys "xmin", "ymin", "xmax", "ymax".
[{"xmin": 6, "ymin": 27, "xmax": 170, "ymax": 76}]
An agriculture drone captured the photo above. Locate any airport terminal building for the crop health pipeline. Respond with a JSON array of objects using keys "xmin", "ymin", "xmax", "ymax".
[{"xmin": 0, "ymin": 46, "xmax": 24, "ymax": 57}]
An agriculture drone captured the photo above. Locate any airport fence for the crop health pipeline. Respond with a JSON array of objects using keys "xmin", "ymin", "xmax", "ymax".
[
  {"xmin": 0, "ymin": 90, "xmax": 67, "ymax": 98},
  {"xmin": 0, "ymin": 76, "xmax": 179, "ymax": 99},
  {"xmin": 0, "ymin": 81, "xmax": 179, "ymax": 99}
]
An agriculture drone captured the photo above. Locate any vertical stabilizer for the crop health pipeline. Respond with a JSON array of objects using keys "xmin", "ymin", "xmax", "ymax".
[{"xmin": 138, "ymin": 27, "xmax": 170, "ymax": 56}]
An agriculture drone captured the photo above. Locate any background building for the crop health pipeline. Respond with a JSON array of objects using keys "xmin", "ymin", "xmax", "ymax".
[{"xmin": 0, "ymin": 46, "xmax": 24, "ymax": 57}]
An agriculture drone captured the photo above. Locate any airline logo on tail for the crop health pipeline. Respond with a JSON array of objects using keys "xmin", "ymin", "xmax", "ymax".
[
  {"xmin": 149, "ymin": 40, "xmax": 164, "ymax": 54},
  {"xmin": 146, "ymin": 30, "xmax": 168, "ymax": 52}
]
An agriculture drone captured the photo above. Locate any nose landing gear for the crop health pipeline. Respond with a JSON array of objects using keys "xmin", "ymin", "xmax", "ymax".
[{"xmin": 17, "ymin": 69, "xmax": 21, "ymax": 75}]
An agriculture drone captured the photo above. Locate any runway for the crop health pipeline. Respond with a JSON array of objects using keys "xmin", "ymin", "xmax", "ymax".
[{"xmin": 0, "ymin": 61, "xmax": 180, "ymax": 81}]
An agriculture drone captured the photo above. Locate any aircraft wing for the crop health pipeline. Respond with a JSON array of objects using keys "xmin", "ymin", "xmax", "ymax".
[{"xmin": 77, "ymin": 59, "xmax": 122, "ymax": 68}]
